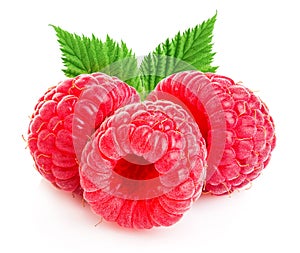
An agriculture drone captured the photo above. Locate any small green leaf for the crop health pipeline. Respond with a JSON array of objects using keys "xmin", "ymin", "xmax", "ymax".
[
  {"xmin": 50, "ymin": 25, "xmax": 141, "ymax": 91},
  {"xmin": 140, "ymin": 12, "xmax": 218, "ymax": 93}
]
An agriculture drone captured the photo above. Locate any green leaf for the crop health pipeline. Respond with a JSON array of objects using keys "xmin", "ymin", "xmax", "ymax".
[
  {"xmin": 50, "ymin": 25, "xmax": 142, "ymax": 91},
  {"xmin": 140, "ymin": 12, "xmax": 218, "ymax": 93}
]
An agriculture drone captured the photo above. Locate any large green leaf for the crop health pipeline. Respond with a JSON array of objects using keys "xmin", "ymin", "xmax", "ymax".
[
  {"xmin": 50, "ymin": 25, "xmax": 141, "ymax": 91},
  {"xmin": 139, "ymin": 12, "xmax": 218, "ymax": 93}
]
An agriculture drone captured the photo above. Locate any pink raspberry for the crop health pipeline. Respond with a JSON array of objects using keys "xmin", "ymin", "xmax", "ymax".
[
  {"xmin": 79, "ymin": 100, "xmax": 207, "ymax": 228},
  {"xmin": 27, "ymin": 73, "xmax": 139, "ymax": 193},
  {"xmin": 155, "ymin": 70, "xmax": 276, "ymax": 195}
]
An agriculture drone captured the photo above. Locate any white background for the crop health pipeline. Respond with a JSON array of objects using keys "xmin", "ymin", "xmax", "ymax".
[{"xmin": 1, "ymin": 0, "xmax": 299, "ymax": 252}]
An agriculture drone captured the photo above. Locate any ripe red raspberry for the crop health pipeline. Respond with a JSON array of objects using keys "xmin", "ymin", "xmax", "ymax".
[
  {"xmin": 27, "ymin": 73, "xmax": 139, "ymax": 193},
  {"xmin": 155, "ymin": 70, "xmax": 276, "ymax": 195},
  {"xmin": 79, "ymin": 100, "xmax": 207, "ymax": 228}
]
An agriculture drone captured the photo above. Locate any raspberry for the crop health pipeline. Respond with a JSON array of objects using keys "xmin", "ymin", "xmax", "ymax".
[
  {"xmin": 79, "ymin": 100, "xmax": 206, "ymax": 228},
  {"xmin": 155, "ymin": 70, "xmax": 276, "ymax": 195},
  {"xmin": 28, "ymin": 73, "xmax": 139, "ymax": 193}
]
